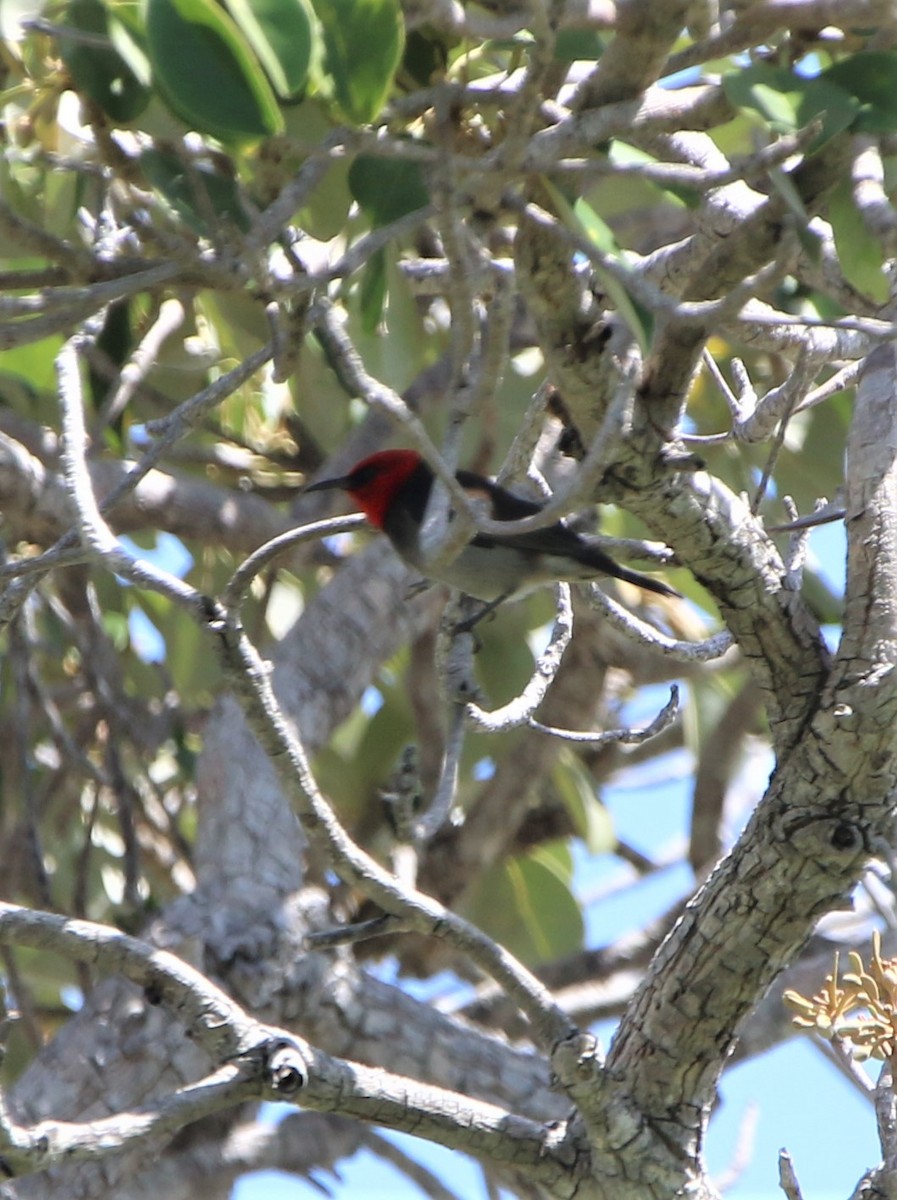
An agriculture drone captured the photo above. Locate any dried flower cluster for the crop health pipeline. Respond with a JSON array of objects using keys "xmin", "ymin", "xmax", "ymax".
[{"xmin": 785, "ymin": 933, "xmax": 897, "ymax": 1065}]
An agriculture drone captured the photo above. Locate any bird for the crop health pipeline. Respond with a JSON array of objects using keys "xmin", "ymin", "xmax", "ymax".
[{"xmin": 306, "ymin": 449, "xmax": 680, "ymax": 605}]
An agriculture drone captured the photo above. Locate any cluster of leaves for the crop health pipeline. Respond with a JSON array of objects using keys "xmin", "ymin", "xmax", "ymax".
[
  {"xmin": 723, "ymin": 55, "xmax": 897, "ymax": 303},
  {"xmin": 59, "ymin": 0, "xmax": 400, "ymax": 137}
]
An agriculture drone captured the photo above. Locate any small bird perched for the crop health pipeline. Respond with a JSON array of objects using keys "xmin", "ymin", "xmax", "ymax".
[{"xmin": 307, "ymin": 449, "xmax": 679, "ymax": 604}]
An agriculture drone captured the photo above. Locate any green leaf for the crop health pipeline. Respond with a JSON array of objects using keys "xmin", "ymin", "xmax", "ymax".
[
  {"xmin": 828, "ymin": 176, "xmax": 889, "ymax": 305},
  {"xmin": 398, "ymin": 28, "xmax": 450, "ymax": 89},
  {"xmin": 610, "ymin": 141, "xmax": 696, "ymax": 208},
  {"xmin": 764, "ymin": 166, "xmax": 821, "ymax": 262},
  {"xmin": 144, "ymin": 0, "xmax": 283, "ymax": 141},
  {"xmin": 353, "ymin": 679, "xmax": 413, "ymax": 786},
  {"xmin": 822, "ymin": 52, "xmax": 897, "ymax": 133},
  {"xmin": 60, "ymin": 0, "xmax": 150, "ymax": 122},
  {"xmin": 140, "ymin": 147, "xmax": 250, "ymax": 234},
  {"xmin": 461, "ymin": 846, "xmax": 583, "ymax": 966},
  {"xmin": 348, "ymin": 156, "xmax": 428, "ymax": 328},
  {"xmin": 724, "ymin": 66, "xmax": 801, "ymax": 130},
  {"xmin": 312, "ymin": 0, "xmax": 404, "ymax": 124},
  {"xmin": 553, "ymin": 28, "xmax": 603, "ymax": 62},
  {"xmin": 278, "ymin": 98, "xmax": 353, "ymax": 238},
  {"xmin": 298, "ymin": 158, "xmax": 353, "ymax": 239},
  {"xmin": 139, "ymin": 590, "xmax": 220, "ymax": 702},
  {"xmin": 553, "ymin": 190, "xmax": 653, "ymax": 354},
  {"xmin": 552, "ymin": 753, "xmax": 615, "ymax": 854},
  {"xmin": 107, "ymin": 2, "xmax": 152, "ymax": 86},
  {"xmin": 348, "ymin": 154, "xmax": 429, "ymax": 225},
  {"xmin": 358, "ymin": 247, "xmax": 388, "ymax": 332},
  {"xmin": 722, "ymin": 64, "xmax": 859, "ymax": 152},
  {"xmin": 101, "ymin": 609, "xmax": 130, "ymax": 651},
  {"xmin": 781, "ymin": 75, "xmax": 858, "ymax": 149},
  {"xmin": 88, "ymin": 300, "xmax": 132, "ymax": 422},
  {"xmin": 475, "ymin": 633, "xmax": 537, "ymax": 706},
  {"xmin": 221, "ymin": 0, "xmax": 314, "ymax": 99},
  {"xmin": 0, "ymin": 337, "xmax": 65, "ymax": 395}
]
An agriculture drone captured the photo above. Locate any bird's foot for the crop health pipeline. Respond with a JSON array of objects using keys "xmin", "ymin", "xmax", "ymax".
[
  {"xmin": 451, "ymin": 592, "xmax": 510, "ymax": 638},
  {"xmin": 404, "ymin": 578, "xmax": 434, "ymax": 600}
]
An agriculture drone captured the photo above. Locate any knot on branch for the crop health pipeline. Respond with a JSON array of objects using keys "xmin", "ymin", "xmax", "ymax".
[
  {"xmin": 781, "ymin": 801, "xmax": 869, "ymax": 866},
  {"xmin": 143, "ymin": 979, "xmax": 165, "ymax": 1006},
  {"xmin": 830, "ymin": 820, "xmax": 862, "ymax": 853},
  {"xmin": 551, "ymin": 1030, "xmax": 602, "ymax": 1090},
  {"xmin": 264, "ymin": 1038, "xmax": 308, "ymax": 1097}
]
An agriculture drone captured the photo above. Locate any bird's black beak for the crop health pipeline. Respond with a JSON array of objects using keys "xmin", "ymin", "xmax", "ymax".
[{"xmin": 305, "ymin": 475, "xmax": 351, "ymax": 494}]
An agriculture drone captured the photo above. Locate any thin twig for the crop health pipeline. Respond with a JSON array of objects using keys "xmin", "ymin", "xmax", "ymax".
[
  {"xmin": 222, "ymin": 514, "xmax": 367, "ymax": 611},
  {"xmin": 794, "ymin": 360, "xmax": 862, "ymax": 414},
  {"xmin": 530, "ymin": 685, "xmax": 679, "ymax": 746},
  {"xmin": 0, "ymin": 262, "xmax": 180, "ymax": 351},
  {"xmin": 463, "ymin": 584, "xmax": 574, "ymax": 734},
  {"xmin": 57, "ymin": 336, "xmax": 205, "ymax": 615},
  {"xmin": 585, "ymin": 585, "xmax": 733, "ymax": 663},
  {"xmin": 306, "ymin": 913, "xmax": 412, "ymax": 950},
  {"xmin": 413, "ymin": 702, "xmax": 466, "ymax": 840},
  {"xmin": 91, "ymin": 296, "xmax": 186, "ymax": 437},
  {"xmin": 0, "ymin": 343, "xmax": 274, "ymax": 624},
  {"xmin": 778, "ymin": 1149, "xmax": 805, "ymax": 1200}
]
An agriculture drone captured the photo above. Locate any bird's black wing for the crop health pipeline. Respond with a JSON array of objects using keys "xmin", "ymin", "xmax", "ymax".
[
  {"xmin": 458, "ymin": 471, "xmax": 680, "ymax": 597},
  {"xmin": 454, "ymin": 471, "xmax": 545, "ymax": 521},
  {"xmin": 457, "ymin": 471, "xmax": 591, "ymax": 556}
]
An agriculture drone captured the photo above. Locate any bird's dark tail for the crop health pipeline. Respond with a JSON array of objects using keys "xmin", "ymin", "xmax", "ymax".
[{"xmin": 610, "ymin": 564, "xmax": 681, "ymax": 599}]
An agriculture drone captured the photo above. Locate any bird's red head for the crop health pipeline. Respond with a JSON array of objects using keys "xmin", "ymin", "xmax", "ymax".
[{"xmin": 306, "ymin": 449, "xmax": 424, "ymax": 529}]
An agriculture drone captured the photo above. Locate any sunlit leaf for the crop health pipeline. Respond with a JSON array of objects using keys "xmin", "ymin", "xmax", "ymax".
[
  {"xmin": 822, "ymin": 51, "xmax": 897, "ymax": 132},
  {"xmin": 722, "ymin": 63, "xmax": 859, "ymax": 151},
  {"xmin": 552, "ymin": 754, "xmax": 615, "ymax": 855},
  {"xmin": 461, "ymin": 847, "xmax": 584, "ymax": 966},
  {"xmin": 312, "ymin": 0, "xmax": 403, "ymax": 124},
  {"xmin": 828, "ymin": 177, "xmax": 889, "ymax": 304},
  {"xmin": 144, "ymin": 0, "xmax": 283, "ymax": 140},
  {"xmin": 222, "ymin": 0, "xmax": 315, "ymax": 99}
]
